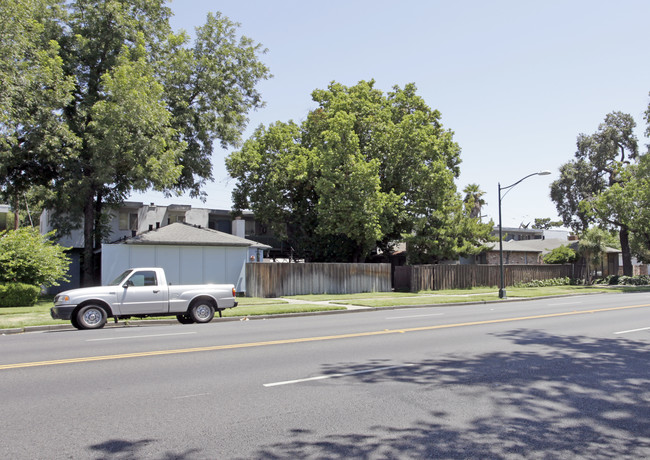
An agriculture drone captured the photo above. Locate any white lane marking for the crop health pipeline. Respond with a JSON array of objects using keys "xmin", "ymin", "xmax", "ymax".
[
  {"xmin": 386, "ymin": 313, "xmax": 445, "ymax": 320},
  {"xmin": 172, "ymin": 393, "xmax": 211, "ymax": 400},
  {"xmin": 264, "ymin": 364, "xmax": 414, "ymax": 387},
  {"xmin": 614, "ymin": 327, "xmax": 650, "ymax": 335},
  {"xmin": 86, "ymin": 332, "xmax": 197, "ymax": 342}
]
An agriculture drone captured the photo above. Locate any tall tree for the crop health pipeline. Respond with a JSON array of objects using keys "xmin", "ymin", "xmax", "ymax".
[
  {"xmin": 550, "ymin": 112, "xmax": 638, "ymax": 275},
  {"xmin": 227, "ymin": 80, "xmax": 493, "ymax": 262},
  {"xmin": 0, "ymin": 0, "xmax": 270, "ymax": 284},
  {"xmin": 594, "ymin": 152, "xmax": 650, "ymax": 263},
  {"xmin": 0, "ymin": 0, "xmax": 77, "ymax": 228},
  {"xmin": 462, "ymin": 183, "xmax": 486, "ymax": 219}
]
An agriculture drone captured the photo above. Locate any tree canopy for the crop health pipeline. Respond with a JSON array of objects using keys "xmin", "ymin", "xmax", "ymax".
[
  {"xmin": 532, "ymin": 218, "xmax": 564, "ymax": 230},
  {"xmin": 226, "ymin": 80, "xmax": 493, "ymax": 262},
  {"xmin": 550, "ymin": 112, "xmax": 639, "ymax": 275},
  {"xmin": 0, "ymin": 0, "xmax": 270, "ymax": 284},
  {"xmin": 463, "ymin": 184, "xmax": 486, "ymax": 220}
]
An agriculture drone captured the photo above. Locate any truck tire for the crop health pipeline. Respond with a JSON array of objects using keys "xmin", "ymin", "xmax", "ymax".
[
  {"xmin": 75, "ymin": 304, "xmax": 107, "ymax": 330},
  {"xmin": 70, "ymin": 314, "xmax": 80, "ymax": 330},
  {"xmin": 176, "ymin": 314, "xmax": 195, "ymax": 324},
  {"xmin": 189, "ymin": 301, "xmax": 215, "ymax": 323}
]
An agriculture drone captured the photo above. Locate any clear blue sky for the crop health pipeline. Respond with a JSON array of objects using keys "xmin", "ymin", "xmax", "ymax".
[{"xmin": 131, "ymin": 0, "xmax": 650, "ymax": 228}]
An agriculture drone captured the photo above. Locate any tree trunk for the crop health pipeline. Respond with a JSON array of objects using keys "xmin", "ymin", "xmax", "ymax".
[
  {"xmin": 583, "ymin": 251, "xmax": 592, "ymax": 283},
  {"xmin": 82, "ymin": 192, "xmax": 96, "ymax": 287},
  {"xmin": 13, "ymin": 193, "xmax": 19, "ymax": 229},
  {"xmin": 619, "ymin": 225, "xmax": 633, "ymax": 276},
  {"xmin": 94, "ymin": 192, "xmax": 103, "ymax": 251}
]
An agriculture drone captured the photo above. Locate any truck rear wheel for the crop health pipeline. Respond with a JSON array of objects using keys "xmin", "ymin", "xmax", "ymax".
[
  {"xmin": 75, "ymin": 304, "xmax": 107, "ymax": 330},
  {"xmin": 189, "ymin": 301, "xmax": 215, "ymax": 323}
]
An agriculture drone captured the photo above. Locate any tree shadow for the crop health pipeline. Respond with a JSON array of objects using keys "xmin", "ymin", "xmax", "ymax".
[
  {"xmin": 89, "ymin": 438, "xmax": 200, "ymax": 460},
  {"xmin": 248, "ymin": 329, "xmax": 650, "ymax": 459}
]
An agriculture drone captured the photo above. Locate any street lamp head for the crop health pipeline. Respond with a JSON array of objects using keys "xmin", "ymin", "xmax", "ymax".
[{"xmin": 537, "ymin": 170, "xmax": 551, "ymax": 176}]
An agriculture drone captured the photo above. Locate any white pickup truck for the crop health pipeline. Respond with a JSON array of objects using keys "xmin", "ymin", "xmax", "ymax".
[{"xmin": 51, "ymin": 267, "xmax": 238, "ymax": 330}]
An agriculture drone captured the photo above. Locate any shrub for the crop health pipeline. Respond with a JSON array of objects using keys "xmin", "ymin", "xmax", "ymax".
[
  {"xmin": 0, "ymin": 228, "xmax": 71, "ymax": 287},
  {"xmin": 543, "ymin": 245, "xmax": 577, "ymax": 264},
  {"xmin": 594, "ymin": 275, "xmax": 650, "ymax": 286},
  {"xmin": 0, "ymin": 283, "xmax": 41, "ymax": 307},
  {"xmin": 514, "ymin": 277, "xmax": 580, "ymax": 288}
]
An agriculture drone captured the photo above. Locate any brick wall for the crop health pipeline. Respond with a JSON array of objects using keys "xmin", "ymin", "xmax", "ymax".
[{"xmin": 486, "ymin": 251, "xmax": 542, "ymax": 265}]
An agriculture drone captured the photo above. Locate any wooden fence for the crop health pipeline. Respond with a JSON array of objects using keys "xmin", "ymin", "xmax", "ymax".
[
  {"xmin": 394, "ymin": 264, "xmax": 575, "ymax": 292},
  {"xmin": 245, "ymin": 262, "xmax": 392, "ymax": 297}
]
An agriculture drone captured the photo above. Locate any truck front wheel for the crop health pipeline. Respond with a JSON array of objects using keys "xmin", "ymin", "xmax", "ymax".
[
  {"xmin": 75, "ymin": 305, "xmax": 108, "ymax": 330},
  {"xmin": 176, "ymin": 314, "xmax": 195, "ymax": 324},
  {"xmin": 189, "ymin": 301, "xmax": 215, "ymax": 323}
]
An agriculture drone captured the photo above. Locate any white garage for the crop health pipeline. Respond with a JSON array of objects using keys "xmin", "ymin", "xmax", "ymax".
[{"xmin": 101, "ymin": 222, "xmax": 270, "ymax": 293}]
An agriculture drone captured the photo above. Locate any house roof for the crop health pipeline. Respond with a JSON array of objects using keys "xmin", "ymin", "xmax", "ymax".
[
  {"xmin": 486, "ymin": 238, "xmax": 620, "ymax": 254},
  {"xmin": 117, "ymin": 222, "xmax": 271, "ymax": 249}
]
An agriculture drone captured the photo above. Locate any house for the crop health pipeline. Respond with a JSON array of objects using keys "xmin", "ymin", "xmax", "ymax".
[
  {"xmin": 483, "ymin": 238, "xmax": 621, "ymax": 277},
  {"xmin": 492, "ymin": 226, "xmax": 544, "ymax": 241},
  {"xmin": 102, "ymin": 222, "xmax": 270, "ymax": 293},
  {"xmin": 40, "ymin": 202, "xmax": 269, "ymax": 247},
  {"xmin": 0, "ymin": 204, "xmax": 10, "ymax": 231},
  {"xmin": 40, "ymin": 202, "xmax": 278, "ymax": 292}
]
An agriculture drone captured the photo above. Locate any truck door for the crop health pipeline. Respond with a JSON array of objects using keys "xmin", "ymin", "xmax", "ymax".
[{"xmin": 117, "ymin": 270, "xmax": 167, "ymax": 314}]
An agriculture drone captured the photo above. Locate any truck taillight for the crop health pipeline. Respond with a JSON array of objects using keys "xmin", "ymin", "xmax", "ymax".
[{"xmin": 232, "ymin": 287, "xmax": 236, "ymax": 297}]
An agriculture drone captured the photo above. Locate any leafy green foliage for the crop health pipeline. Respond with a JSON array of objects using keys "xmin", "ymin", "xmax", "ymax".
[
  {"xmin": 532, "ymin": 218, "xmax": 563, "ymax": 230},
  {"xmin": 596, "ymin": 152, "xmax": 650, "ymax": 263},
  {"xmin": 513, "ymin": 277, "xmax": 581, "ymax": 288},
  {"xmin": 0, "ymin": 228, "xmax": 70, "ymax": 287},
  {"xmin": 0, "ymin": 284, "xmax": 41, "ymax": 307},
  {"xmin": 542, "ymin": 245, "xmax": 577, "ymax": 264},
  {"xmin": 578, "ymin": 227, "xmax": 611, "ymax": 282},
  {"xmin": 550, "ymin": 112, "xmax": 639, "ymax": 275},
  {"xmin": 597, "ymin": 275, "xmax": 650, "ymax": 286},
  {"xmin": 463, "ymin": 184, "xmax": 486, "ymax": 219},
  {"xmin": 227, "ymin": 80, "xmax": 493, "ymax": 262},
  {"xmin": 0, "ymin": 1, "xmax": 270, "ymax": 284},
  {"xmin": 0, "ymin": 0, "xmax": 78, "ymax": 213}
]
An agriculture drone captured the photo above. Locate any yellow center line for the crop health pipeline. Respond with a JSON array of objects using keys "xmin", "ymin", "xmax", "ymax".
[{"xmin": 2, "ymin": 303, "xmax": 649, "ymax": 370}]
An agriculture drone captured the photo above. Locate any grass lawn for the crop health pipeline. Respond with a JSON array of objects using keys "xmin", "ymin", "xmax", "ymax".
[
  {"xmin": 1, "ymin": 284, "xmax": 647, "ymax": 330},
  {"xmin": 290, "ymin": 285, "xmax": 617, "ymax": 308},
  {"xmin": 0, "ymin": 296, "xmax": 344, "ymax": 330},
  {"xmin": 0, "ymin": 298, "xmax": 68, "ymax": 330}
]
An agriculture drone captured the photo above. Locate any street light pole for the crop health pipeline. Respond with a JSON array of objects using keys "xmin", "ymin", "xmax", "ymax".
[{"xmin": 498, "ymin": 170, "xmax": 551, "ymax": 299}]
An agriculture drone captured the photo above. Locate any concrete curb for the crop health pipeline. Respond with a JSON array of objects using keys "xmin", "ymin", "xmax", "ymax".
[{"xmin": 0, "ymin": 291, "xmax": 607, "ymax": 335}]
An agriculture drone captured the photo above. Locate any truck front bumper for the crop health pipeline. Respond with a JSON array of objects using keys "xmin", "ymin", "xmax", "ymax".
[{"xmin": 51, "ymin": 306, "xmax": 76, "ymax": 320}]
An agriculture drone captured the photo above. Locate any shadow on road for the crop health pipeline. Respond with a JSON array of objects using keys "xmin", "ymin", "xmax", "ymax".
[
  {"xmin": 89, "ymin": 438, "xmax": 200, "ymax": 460},
  {"xmin": 247, "ymin": 329, "xmax": 650, "ymax": 459}
]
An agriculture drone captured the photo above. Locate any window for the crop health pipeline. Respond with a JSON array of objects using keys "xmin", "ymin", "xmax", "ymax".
[
  {"xmin": 127, "ymin": 271, "xmax": 158, "ymax": 287},
  {"xmin": 168, "ymin": 214, "xmax": 185, "ymax": 224},
  {"xmin": 119, "ymin": 212, "xmax": 138, "ymax": 231}
]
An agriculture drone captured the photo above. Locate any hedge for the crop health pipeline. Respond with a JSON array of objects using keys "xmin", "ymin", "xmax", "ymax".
[{"xmin": 0, "ymin": 283, "xmax": 41, "ymax": 307}]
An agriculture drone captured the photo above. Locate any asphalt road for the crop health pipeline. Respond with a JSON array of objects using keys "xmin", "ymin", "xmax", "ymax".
[{"xmin": 2, "ymin": 292, "xmax": 650, "ymax": 459}]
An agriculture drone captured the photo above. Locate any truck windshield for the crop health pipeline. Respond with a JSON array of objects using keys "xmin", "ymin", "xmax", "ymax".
[{"xmin": 108, "ymin": 270, "xmax": 133, "ymax": 286}]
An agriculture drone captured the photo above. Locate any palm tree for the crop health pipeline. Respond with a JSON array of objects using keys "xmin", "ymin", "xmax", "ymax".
[
  {"xmin": 463, "ymin": 183, "xmax": 486, "ymax": 220},
  {"xmin": 578, "ymin": 227, "xmax": 608, "ymax": 283}
]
